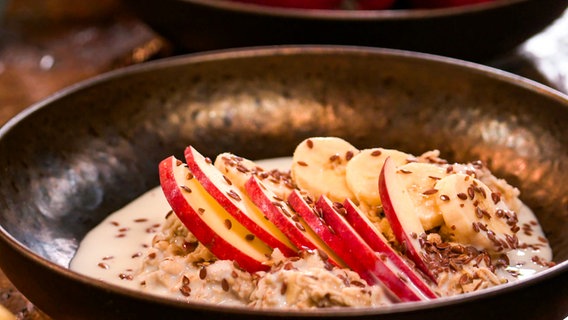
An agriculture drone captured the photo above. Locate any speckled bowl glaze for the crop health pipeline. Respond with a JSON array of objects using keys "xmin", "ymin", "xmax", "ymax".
[
  {"xmin": 0, "ymin": 46, "xmax": 567, "ymax": 319},
  {"xmin": 121, "ymin": 0, "xmax": 568, "ymax": 61}
]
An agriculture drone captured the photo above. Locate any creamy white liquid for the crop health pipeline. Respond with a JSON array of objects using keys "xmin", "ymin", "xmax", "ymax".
[
  {"xmin": 500, "ymin": 202, "xmax": 553, "ymax": 280},
  {"xmin": 70, "ymin": 186, "xmax": 170, "ymax": 291},
  {"xmin": 70, "ymin": 157, "xmax": 292, "ymax": 293},
  {"xmin": 70, "ymin": 157, "xmax": 553, "ymax": 301}
]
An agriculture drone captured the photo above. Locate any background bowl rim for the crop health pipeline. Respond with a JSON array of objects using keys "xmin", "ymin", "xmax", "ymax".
[
  {"xmin": 171, "ymin": 0, "xmax": 530, "ymax": 20},
  {"xmin": 0, "ymin": 44, "xmax": 567, "ymax": 316}
]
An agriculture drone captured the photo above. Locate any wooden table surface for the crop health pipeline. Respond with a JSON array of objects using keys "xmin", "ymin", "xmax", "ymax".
[
  {"xmin": 0, "ymin": 1, "xmax": 168, "ymax": 318},
  {"xmin": 0, "ymin": 1, "xmax": 567, "ymax": 319}
]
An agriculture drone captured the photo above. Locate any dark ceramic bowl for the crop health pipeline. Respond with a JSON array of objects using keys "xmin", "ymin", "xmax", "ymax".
[
  {"xmin": 0, "ymin": 46, "xmax": 567, "ymax": 320},
  {"xmin": 121, "ymin": 0, "xmax": 568, "ymax": 61}
]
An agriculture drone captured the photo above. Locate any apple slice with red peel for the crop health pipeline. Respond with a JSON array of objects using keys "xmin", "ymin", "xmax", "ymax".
[
  {"xmin": 342, "ymin": 199, "xmax": 438, "ymax": 298},
  {"xmin": 287, "ymin": 190, "xmax": 349, "ymax": 267},
  {"xmin": 184, "ymin": 146, "xmax": 297, "ymax": 257},
  {"xmin": 245, "ymin": 176, "xmax": 342, "ymax": 267},
  {"xmin": 315, "ymin": 196, "xmax": 432, "ymax": 302},
  {"xmin": 159, "ymin": 156, "xmax": 272, "ymax": 272},
  {"xmin": 214, "ymin": 153, "xmax": 294, "ymax": 201},
  {"xmin": 379, "ymin": 157, "xmax": 437, "ymax": 282}
]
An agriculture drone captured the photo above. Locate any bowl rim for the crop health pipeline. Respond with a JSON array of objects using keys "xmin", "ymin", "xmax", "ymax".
[
  {"xmin": 1, "ymin": 44, "xmax": 567, "ymax": 316},
  {"xmin": 174, "ymin": 0, "xmax": 531, "ymax": 20}
]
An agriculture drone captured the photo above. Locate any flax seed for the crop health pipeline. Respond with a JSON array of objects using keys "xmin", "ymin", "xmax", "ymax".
[
  {"xmin": 281, "ymin": 282, "xmax": 288, "ymax": 295},
  {"xmin": 180, "ymin": 285, "xmax": 191, "ymax": 297},
  {"xmin": 422, "ymin": 188, "xmax": 438, "ymax": 195},
  {"xmin": 306, "ymin": 139, "xmax": 314, "ymax": 149},
  {"xmin": 472, "ymin": 222, "xmax": 480, "ymax": 233},
  {"xmin": 222, "ymin": 175, "xmax": 232, "ymax": 185},
  {"xmin": 475, "ymin": 207, "xmax": 484, "ymax": 219},
  {"xmin": 119, "ymin": 273, "xmax": 133, "ymax": 280},
  {"xmin": 281, "ymin": 208, "xmax": 292, "ymax": 218},
  {"xmin": 221, "ymin": 278, "xmax": 230, "ymax": 292},
  {"xmin": 227, "ymin": 190, "xmax": 241, "ymax": 201},
  {"xmin": 467, "ymin": 186, "xmax": 475, "ymax": 199}
]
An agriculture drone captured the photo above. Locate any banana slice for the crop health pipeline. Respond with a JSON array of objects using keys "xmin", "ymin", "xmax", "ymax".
[
  {"xmin": 434, "ymin": 173, "xmax": 518, "ymax": 253},
  {"xmin": 214, "ymin": 153, "xmax": 294, "ymax": 200},
  {"xmin": 291, "ymin": 137, "xmax": 359, "ymax": 203},
  {"xmin": 395, "ymin": 162, "xmax": 450, "ymax": 230},
  {"xmin": 345, "ymin": 148, "xmax": 411, "ymax": 207}
]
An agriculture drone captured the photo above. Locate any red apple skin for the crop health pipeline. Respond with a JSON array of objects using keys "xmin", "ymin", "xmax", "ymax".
[
  {"xmin": 184, "ymin": 146, "xmax": 297, "ymax": 257},
  {"xmin": 286, "ymin": 190, "xmax": 347, "ymax": 268},
  {"xmin": 411, "ymin": 0, "xmax": 495, "ymax": 8},
  {"xmin": 244, "ymin": 176, "xmax": 315, "ymax": 252},
  {"xmin": 342, "ymin": 199, "xmax": 438, "ymax": 298},
  {"xmin": 379, "ymin": 157, "xmax": 437, "ymax": 283},
  {"xmin": 159, "ymin": 156, "xmax": 269, "ymax": 273},
  {"xmin": 229, "ymin": 0, "xmax": 342, "ymax": 9},
  {"xmin": 315, "ymin": 195, "xmax": 432, "ymax": 302}
]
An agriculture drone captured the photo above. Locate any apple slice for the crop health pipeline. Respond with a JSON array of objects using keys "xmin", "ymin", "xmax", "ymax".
[
  {"xmin": 342, "ymin": 199, "xmax": 438, "ymax": 298},
  {"xmin": 379, "ymin": 157, "xmax": 437, "ymax": 282},
  {"xmin": 159, "ymin": 156, "xmax": 271, "ymax": 272},
  {"xmin": 287, "ymin": 190, "xmax": 349, "ymax": 268},
  {"xmin": 244, "ymin": 176, "xmax": 343, "ymax": 267},
  {"xmin": 315, "ymin": 195, "xmax": 433, "ymax": 302},
  {"xmin": 184, "ymin": 146, "xmax": 297, "ymax": 257},
  {"xmin": 214, "ymin": 153, "xmax": 294, "ymax": 201}
]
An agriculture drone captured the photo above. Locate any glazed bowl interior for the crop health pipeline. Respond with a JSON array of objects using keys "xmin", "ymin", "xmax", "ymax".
[
  {"xmin": 0, "ymin": 46, "xmax": 567, "ymax": 319},
  {"xmin": 121, "ymin": 0, "xmax": 568, "ymax": 61}
]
